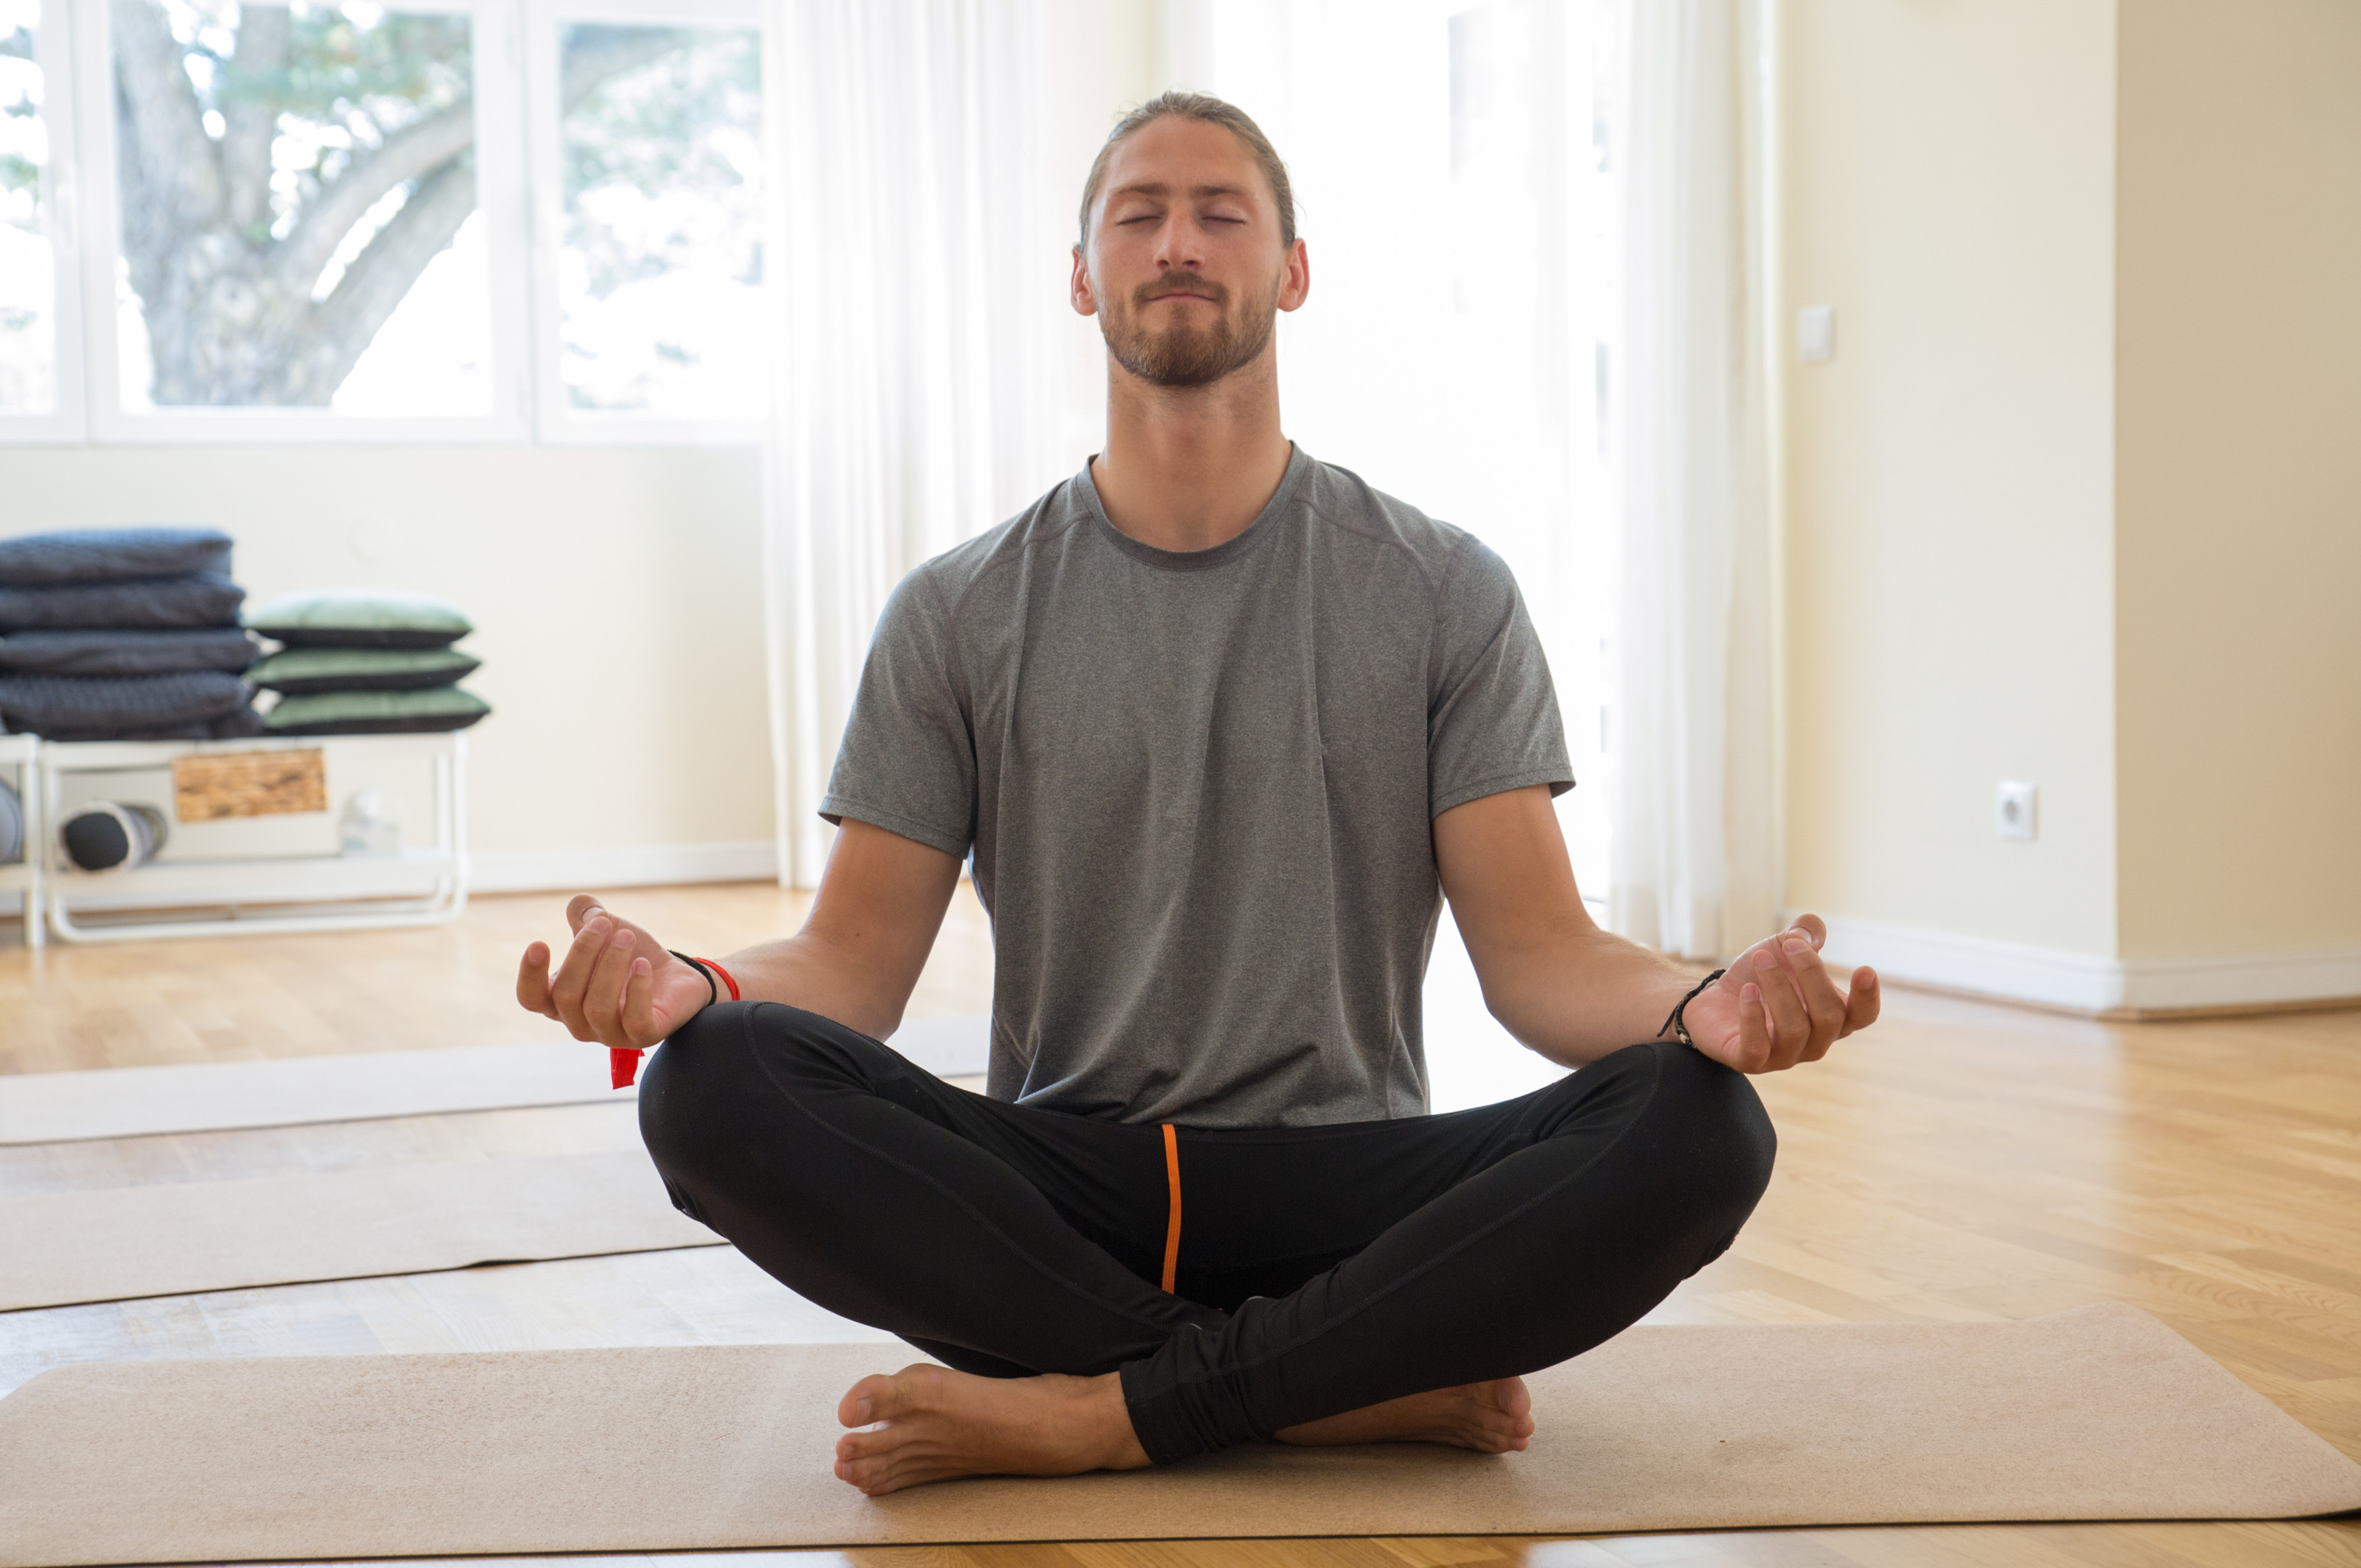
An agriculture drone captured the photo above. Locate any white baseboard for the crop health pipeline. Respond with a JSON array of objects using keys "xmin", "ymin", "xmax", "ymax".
[
  {"xmin": 470, "ymin": 840, "xmax": 779, "ymax": 895},
  {"xmin": 1813, "ymin": 914, "xmax": 2361, "ymax": 1015},
  {"xmin": 2109, "ymin": 947, "xmax": 2361, "ymax": 1012}
]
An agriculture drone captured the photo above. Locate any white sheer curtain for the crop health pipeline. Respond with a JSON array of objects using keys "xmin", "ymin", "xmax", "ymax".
[
  {"xmin": 1166, "ymin": 0, "xmax": 1626, "ymax": 1108},
  {"xmin": 1163, "ymin": 0, "xmax": 1622, "ymax": 902},
  {"xmin": 1609, "ymin": 0, "xmax": 1777, "ymax": 960},
  {"xmin": 759, "ymin": 0, "xmax": 1064, "ymax": 886}
]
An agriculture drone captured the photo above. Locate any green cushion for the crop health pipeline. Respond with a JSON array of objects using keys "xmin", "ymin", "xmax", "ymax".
[
  {"xmin": 245, "ymin": 589, "xmax": 474, "ymax": 650},
  {"xmin": 264, "ymin": 687, "xmax": 491, "ymax": 735},
  {"xmin": 247, "ymin": 646, "xmax": 481, "ymax": 695}
]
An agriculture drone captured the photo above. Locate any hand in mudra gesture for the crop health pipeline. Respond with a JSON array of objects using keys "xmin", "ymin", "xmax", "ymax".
[
  {"xmin": 1676, "ymin": 913, "xmax": 1879, "ymax": 1074},
  {"xmin": 515, "ymin": 894, "xmax": 714, "ymax": 1052}
]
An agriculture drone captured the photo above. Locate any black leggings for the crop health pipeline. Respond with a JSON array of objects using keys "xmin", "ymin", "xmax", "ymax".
[{"xmin": 638, "ymin": 1001, "xmax": 1775, "ymax": 1465}]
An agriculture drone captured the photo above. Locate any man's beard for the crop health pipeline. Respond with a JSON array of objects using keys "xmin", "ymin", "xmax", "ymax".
[{"xmin": 1100, "ymin": 271, "xmax": 1281, "ymax": 388}]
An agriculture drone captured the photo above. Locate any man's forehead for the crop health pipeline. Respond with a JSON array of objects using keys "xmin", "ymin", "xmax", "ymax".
[{"xmin": 1098, "ymin": 118, "xmax": 1270, "ymax": 206}]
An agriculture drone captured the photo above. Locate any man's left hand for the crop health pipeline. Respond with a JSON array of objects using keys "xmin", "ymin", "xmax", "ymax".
[{"xmin": 1676, "ymin": 914, "xmax": 1878, "ymax": 1074}]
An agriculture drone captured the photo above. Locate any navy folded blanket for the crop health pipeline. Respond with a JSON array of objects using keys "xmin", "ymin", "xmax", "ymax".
[
  {"xmin": 33, "ymin": 705, "xmax": 266, "ymax": 743},
  {"xmin": 0, "ymin": 628, "xmax": 259, "ymax": 675},
  {"xmin": 0, "ymin": 528, "xmax": 234, "ymax": 585},
  {"xmin": 0, "ymin": 671, "xmax": 254, "ymax": 736},
  {"xmin": 0, "ymin": 573, "xmax": 246, "ymax": 632}
]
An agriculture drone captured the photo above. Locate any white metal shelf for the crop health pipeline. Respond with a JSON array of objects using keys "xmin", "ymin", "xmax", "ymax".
[
  {"xmin": 38, "ymin": 732, "xmax": 469, "ymax": 943},
  {"xmin": 0, "ymin": 733, "xmax": 43, "ymax": 951}
]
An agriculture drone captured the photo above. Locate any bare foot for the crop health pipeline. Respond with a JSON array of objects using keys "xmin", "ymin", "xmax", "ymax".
[
  {"xmin": 1275, "ymin": 1377, "xmax": 1535, "ymax": 1453},
  {"xmin": 833, "ymin": 1363, "xmax": 1151, "ymax": 1495}
]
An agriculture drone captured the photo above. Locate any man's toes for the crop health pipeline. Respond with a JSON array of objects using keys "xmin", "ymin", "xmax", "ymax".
[
  {"xmin": 1472, "ymin": 1414, "xmax": 1518, "ymax": 1452},
  {"xmin": 837, "ymin": 1371, "xmax": 900, "ymax": 1428},
  {"xmin": 836, "ymin": 1450, "xmax": 897, "ymax": 1495},
  {"xmin": 839, "ymin": 1444, "xmax": 960, "ymax": 1498},
  {"xmin": 838, "ymin": 1363, "xmax": 940, "ymax": 1427},
  {"xmin": 836, "ymin": 1424, "xmax": 894, "ymax": 1464},
  {"xmin": 1483, "ymin": 1421, "xmax": 1529, "ymax": 1453},
  {"xmin": 1466, "ymin": 1379, "xmax": 1533, "ymax": 1451}
]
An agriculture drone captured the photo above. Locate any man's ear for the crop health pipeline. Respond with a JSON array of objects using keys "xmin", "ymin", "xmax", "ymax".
[
  {"xmin": 1278, "ymin": 237, "xmax": 1311, "ymax": 314},
  {"xmin": 1070, "ymin": 245, "xmax": 1100, "ymax": 318}
]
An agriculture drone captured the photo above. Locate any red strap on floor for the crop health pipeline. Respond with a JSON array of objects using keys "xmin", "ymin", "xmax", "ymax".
[{"xmin": 1160, "ymin": 1123, "xmax": 1183, "ymax": 1294}]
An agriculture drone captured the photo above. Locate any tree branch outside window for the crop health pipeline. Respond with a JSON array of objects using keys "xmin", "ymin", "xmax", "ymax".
[{"xmin": 110, "ymin": 0, "xmax": 683, "ymax": 409}]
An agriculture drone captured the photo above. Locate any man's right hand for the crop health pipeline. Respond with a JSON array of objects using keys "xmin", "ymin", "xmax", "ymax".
[{"xmin": 516, "ymin": 894, "xmax": 716, "ymax": 1051}]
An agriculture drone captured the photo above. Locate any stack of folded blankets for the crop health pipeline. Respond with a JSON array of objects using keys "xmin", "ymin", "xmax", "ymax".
[
  {"xmin": 0, "ymin": 528, "xmax": 264, "ymax": 741},
  {"xmin": 245, "ymin": 589, "xmax": 492, "ymax": 735}
]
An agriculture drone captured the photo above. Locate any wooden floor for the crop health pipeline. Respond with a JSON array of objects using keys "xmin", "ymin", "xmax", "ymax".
[
  {"xmin": 0, "ymin": 880, "xmax": 995, "ymax": 1074},
  {"xmin": 1, "ymin": 885, "xmax": 2357, "ymax": 1567}
]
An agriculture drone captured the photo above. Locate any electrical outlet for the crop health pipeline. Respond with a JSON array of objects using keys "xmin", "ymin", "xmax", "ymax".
[
  {"xmin": 1995, "ymin": 780, "xmax": 2037, "ymax": 842},
  {"xmin": 1797, "ymin": 304, "xmax": 1836, "ymax": 363}
]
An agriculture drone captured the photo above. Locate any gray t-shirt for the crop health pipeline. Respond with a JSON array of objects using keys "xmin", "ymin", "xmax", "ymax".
[{"xmin": 822, "ymin": 447, "xmax": 1573, "ymax": 1128}]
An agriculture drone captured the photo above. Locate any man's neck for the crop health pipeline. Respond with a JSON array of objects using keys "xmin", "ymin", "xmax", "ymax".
[{"xmin": 1090, "ymin": 354, "xmax": 1294, "ymax": 554}]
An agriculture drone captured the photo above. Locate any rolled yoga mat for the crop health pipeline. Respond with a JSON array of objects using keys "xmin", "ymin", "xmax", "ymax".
[
  {"xmin": 0, "ymin": 1150, "xmax": 722, "ymax": 1312},
  {"xmin": 1, "ymin": 1302, "xmax": 2354, "ymax": 1564},
  {"xmin": 0, "ymin": 1016, "xmax": 992, "ymax": 1145}
]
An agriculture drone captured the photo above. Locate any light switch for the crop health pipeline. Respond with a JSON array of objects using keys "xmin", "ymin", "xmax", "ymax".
[
  {"xmin": 1995, "ymin": 780, "xmax": 2037, "ymax": 842},
  {"xmin": 1797, "ymin": 304, "xmax": 1835, "ymax": 364}
]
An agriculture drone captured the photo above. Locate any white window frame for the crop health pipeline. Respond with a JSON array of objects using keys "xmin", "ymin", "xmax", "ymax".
[
  {"xmin": 522, "ymin": 0, "xmax": 762, "ymax": 446},
  {"xmin": 0, "ymin": 0, "xmax": 89, "ymax": 443},
  {"xmin": 64, "ymin": 0, "xmax": 533, "ymax": 444}
]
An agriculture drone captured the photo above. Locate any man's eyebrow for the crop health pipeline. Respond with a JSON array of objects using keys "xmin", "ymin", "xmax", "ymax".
[{"xmin": 1106, "ymin": 181, "xmax": 1255, "ymax": 201}]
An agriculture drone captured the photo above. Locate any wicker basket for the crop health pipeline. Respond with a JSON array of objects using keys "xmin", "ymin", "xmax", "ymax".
[{"xmin": 171, "ymin": 748, "xmax": 328, "ymax": 822}]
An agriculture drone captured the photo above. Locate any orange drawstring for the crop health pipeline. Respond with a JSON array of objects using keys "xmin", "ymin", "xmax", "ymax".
[{"xmin": 1159, "ymin": 1123, "xmax": 1183, "ymax": 1294}]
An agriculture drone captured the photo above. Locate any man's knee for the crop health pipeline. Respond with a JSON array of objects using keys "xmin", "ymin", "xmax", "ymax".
[
  {"xmin": 637, "ymin": 1001, "xmax": 751, "ymax": 1188},
  {"xmin": 1643, "ymin": 1039, "xmax": 1777, "ymax": 1249},
  {"xmin": 637, "ymin": 1000, "xmax": 828, "ymax": 1183},
  {"xmin": 637, "ymin": 1000, "xmax": 887, "ymax": 1185}
]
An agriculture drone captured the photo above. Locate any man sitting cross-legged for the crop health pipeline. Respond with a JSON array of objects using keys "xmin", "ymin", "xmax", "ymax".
[{"xmin": 516, "ymin": 91, "xmax": 1878, "ymax": 1497}]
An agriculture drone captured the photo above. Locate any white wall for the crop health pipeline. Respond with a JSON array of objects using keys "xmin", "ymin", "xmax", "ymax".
[
  {"xmin": 1779, "ymin": 0, "xmax": 2122, "ymax": 959},
  {"xmin": 1781, "ymin": 0, "xmax": 2361, "ymax": 1010},
  {"xmin": 2114, "ymin": 0, "xmax": 2361, "ymax": 967}
]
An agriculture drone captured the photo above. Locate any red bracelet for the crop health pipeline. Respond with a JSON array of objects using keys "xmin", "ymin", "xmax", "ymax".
[
  {"xmin": 608, "ymin": 956, "xmax": 744, "ymax": 1090},
  {"xmin": 698, "ymin": 957, "xmax": 742, "ymax": 1001}
]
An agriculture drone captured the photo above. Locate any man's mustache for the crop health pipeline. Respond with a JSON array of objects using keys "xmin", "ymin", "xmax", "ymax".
[{"xmin": 1133, "ymin": 276, "xmax": 1231, "ymax": 307}]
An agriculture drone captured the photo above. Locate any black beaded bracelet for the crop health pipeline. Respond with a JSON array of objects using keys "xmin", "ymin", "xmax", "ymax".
[
  {"xmin": 1657, "ymin": 968, "xmax": 1728, "ymax": 1048},
  {"xmin": 668, "ymin": 950, "xmax": 719, "ymax": 1008}
]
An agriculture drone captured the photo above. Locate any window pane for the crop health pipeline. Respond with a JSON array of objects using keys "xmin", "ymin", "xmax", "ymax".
[
  {"xmin": 0, "ymin": 0, "xmax": 54, "ymax": 413},
  {"xmin": 559, "ymin": 23, "xmax": 762, "ymax": 417},
  {"xmin": 110, "ymin": 0, "xmax": 491, "ymax": 413}
]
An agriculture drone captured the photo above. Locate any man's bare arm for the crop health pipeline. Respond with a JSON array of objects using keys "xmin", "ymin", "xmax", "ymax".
[
  {"xmin": 1433, "ymin": 786, "xmax": 1877, "ymax": 1074},
  {"xmin": 708, "ymin": 819, "xmax": 965, "ymax": 1037},
  {"xmin": 517, "ymin": 819, "xmax": 964, "ymax": 1048}
]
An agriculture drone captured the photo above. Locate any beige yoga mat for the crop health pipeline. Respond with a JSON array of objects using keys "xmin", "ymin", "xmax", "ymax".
[
  {"xmin": 0, "ymin": 1150, "xmax": 720, "ymax": 1312},
  {"xmin": 0, "ymin": 1042, "xmax": 630, "ymax": 1144},
  {"xmin": 0, "ymin": 1016, "xmax": 992, "ymax": 1144},
  {"xmin": 3, "ymin": 1303, "xmax": 2354, "ymax": 1564}
]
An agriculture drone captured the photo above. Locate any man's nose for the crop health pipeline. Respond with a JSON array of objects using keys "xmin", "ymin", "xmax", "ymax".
[{"xmin": 1150, "ymin": 216, "xmax": 1207, "ymax": 271}]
